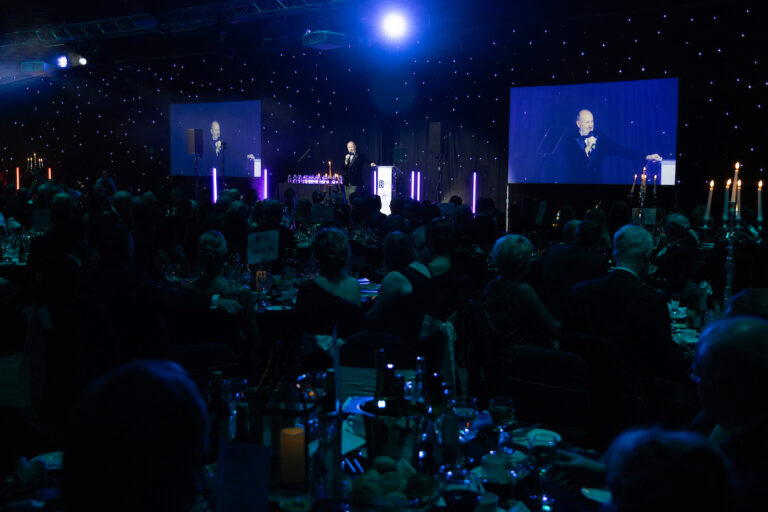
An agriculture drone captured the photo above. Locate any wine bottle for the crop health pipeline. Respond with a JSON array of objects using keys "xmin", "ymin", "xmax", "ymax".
[
  {"xmin": 232, "ymin": 393, "xmax": 251, "ymax": 443},
  {"xmin": 373, "ymin": 348, "xmax": 386, "ymax": 400}
]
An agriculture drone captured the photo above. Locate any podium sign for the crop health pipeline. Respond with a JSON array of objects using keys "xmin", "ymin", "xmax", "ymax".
[{"xmin": 376, "ymin": 166, "xmax": 398, "ymax": 215}]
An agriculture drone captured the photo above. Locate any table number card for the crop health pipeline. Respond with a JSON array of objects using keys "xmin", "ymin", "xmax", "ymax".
[{"xmin": 247, "ymin": 230, "xmax": 279, "ymax": 264}]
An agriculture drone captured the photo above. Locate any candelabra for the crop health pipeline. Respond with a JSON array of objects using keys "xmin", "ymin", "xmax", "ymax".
[
  {"xmin": 628, "ymin": 179, "xmax": 648, "ymax": 224},
  {"xmin": 723, "ymin": 201, "xmax": 738, "ymax": 306}
]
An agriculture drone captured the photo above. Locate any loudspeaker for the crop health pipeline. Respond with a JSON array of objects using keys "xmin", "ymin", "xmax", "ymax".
[
  {"xmin": 428, "ymin": 121, "xmax": 441, "ymax": 154},
  {"xmin": 186, "ymin": 129, "xmax": 203, "ymax": 155}
]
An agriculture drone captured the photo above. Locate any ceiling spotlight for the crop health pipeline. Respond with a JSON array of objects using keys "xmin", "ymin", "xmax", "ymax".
[
  {"xmin": 382, "ymin": 12, "xmax": 407, "ymax": 39},
  {"xmin": 56, "ymin": 56, "xmax": 68, "ymax": 68},
  {"xmin": 78, "ymin": 57, "xmax": 87, "ymax": 65}
]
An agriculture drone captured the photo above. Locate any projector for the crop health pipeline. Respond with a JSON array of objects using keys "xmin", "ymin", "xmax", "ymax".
[
  {"xmin": 302, "ymin": 31, "xmax": 347, "ymax": 50},
  {"xmin": 20, "ymin": 61, "xmax": 48, "ymax": 74}
]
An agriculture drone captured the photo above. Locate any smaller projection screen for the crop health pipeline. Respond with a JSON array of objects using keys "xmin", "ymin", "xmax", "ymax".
[
  {"xmin": 507, "ymin": 78, "xmax": 678, "ymax": 185},
  {"xmin": 170, "ymin": 100, "xmax": 262, "ymax": 178}
]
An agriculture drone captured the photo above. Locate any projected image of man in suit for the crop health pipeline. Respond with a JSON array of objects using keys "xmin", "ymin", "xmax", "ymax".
[{"xmin": 566, "ymin": 109, "xmax": 662, "ymax": 183}]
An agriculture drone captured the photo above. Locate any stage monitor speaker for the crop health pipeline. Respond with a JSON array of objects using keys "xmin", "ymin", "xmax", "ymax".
[
  {"xmin": 429, "ymin": 122, "xmax": 441, "ymax": 154},
  {"xmin": 186, "ymin": 129, "xmax": 203, "ymax": 155}
]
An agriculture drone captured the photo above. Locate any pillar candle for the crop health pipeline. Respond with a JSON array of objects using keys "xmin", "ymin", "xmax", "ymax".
[
  {"xmin": 653, "ymin": 174, "xmax": 657, "ymax": 196},
  {"xmin": 731, "ymin": 162, "xmax": 740, "ymax": 203},
  {"xmin": 641, "ymin": 168, "xmax": 647, "ymax": 191},
  {"xmin": 16, "ymin": 167, "xmax": 20, "ymax": 190},
  {"xmin": 48, "ymin": 167, "xmax": 52, "ymax": 180},
  {"xmin": 722, "ymin": 179, "xmax": 732, "ymax": 222},
  {"xmin": 758, "ymin": 180, "xmax": 763, "ymax": 224},
  {"xmin": 630, "ymin": 174, "xmax": 637, "ymax": 196},
  {"xmin": 736, "ymin": 180, "xmax": 742, "ymax": 220},
  {"xmin": 704, "ymin": 180, "xmax": 714, "ymax": 222},
  {"xmin": 279, "ymin": 427, "xmax": 305, "ymax": 486}
]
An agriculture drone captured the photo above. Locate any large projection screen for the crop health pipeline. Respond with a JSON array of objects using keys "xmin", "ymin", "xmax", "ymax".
[
  {"xmin": 508, "ymin": 78, "xmax": 678, "ymax": 185},
  {"xmin": 170, "ymin": 100, "xmax": 262, "ymax": 178}
]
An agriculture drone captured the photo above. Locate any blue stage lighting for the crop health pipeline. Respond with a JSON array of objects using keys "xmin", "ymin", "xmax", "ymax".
[
  {"xmin": 56, "ymin": 56, "xmax": 68, "ymax": 68},
  {"xmin": 382, "ymin": 12, "xmax": 407, "ymax": 39}
]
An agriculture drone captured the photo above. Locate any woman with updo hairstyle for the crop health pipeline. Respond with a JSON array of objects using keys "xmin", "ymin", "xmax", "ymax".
[
  {"xmin": 183, "ymin": 231, "xmax": 260, "ymax": 365},
  {"xmin": 479, "ymin": 234, "xmax": 560, "ymax": 351},
  {"xmin": 295, "ymin": 228, "xmax": 363, "ymax": 367}
]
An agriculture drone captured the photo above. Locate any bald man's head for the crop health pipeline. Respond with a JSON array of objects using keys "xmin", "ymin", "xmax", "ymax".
[
  {"xmin": 576, "ymin": 109, "xmax": 594, "ymax": 136},
  {"xmin": 695, "ymin": 317, "xmax": 768, "ymax": 430},
  {"xmin": 210, "ymin": 121, "xmax": 221, "ymax": 141}
]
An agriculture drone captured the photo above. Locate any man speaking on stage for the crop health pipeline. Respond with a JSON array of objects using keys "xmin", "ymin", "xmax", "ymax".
[
  {"xmin": 341, "ymin": 140, "xmax": 375, "ymax": 197},
  {"xmin": 566, "ymin": 109, "xmax": 662, "ymax": 183}
]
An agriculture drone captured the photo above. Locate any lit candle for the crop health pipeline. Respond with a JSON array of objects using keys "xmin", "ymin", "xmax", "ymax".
[
  {"xmin": 279, "ymin": 427, "xmax": 305, "ymax": 486},
  {"xmin": 48, "ymin": 167, "xmax": 52, "ymax": 180},
  {"xmin": 736, "ymin": 179, "xmax": 742, "ymax": 220},
  {"xmin": 704, "ymin": 180, "xmax": 714, "ymax": 223},
  {"xmin": 328, "ymin": 160, "xmax": 332, "ymax": 176},
  {"xmin": 758, "ymin": 180, "xmax": 763, "ymax": 225},
  {"xmin": 653, "ymin": 174, "xmax": 657, "ymax": 196},
  {"xmin": 630, "ymin": 174, "xmax": 637, "ymax": 196},
  {"xmin": 722, "ymin": 179, "xmax": 732, "ymax": 222},
  {"xmin": 731, "ymin": 162, "xmax": 740, "ymax": 203},
  {"xmin": 16, "ymin": 167, "xmax": 20, "ymax": 190},
  {"xmin": 641, "ymin": 168, "xmax": 647, "ymax": 191}
]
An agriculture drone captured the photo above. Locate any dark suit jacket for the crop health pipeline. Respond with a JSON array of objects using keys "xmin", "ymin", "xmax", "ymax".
[
  {"xmin": 566, "ymin": 269, "xmax": 678, "ymax": 378},
  {"xmin": 565, "ymin": 130, "xmax": 646, "ymax": 183},
  {"xmin": 540, "ymin": 244, "xmax": 609, "ymax": 321},
  {"xmin": 341, "ymin": 151, "xmax": 372, "ymax": 187},
  {"xmin": 75, "ymin": 263, "xmax": 211, "ymax": 367}
]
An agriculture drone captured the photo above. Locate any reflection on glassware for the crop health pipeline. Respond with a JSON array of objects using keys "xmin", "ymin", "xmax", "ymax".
[
  {"xmin": 527, "ymin": 432, "xmax": 559, "ymax": 511},
  {"xmin": 297, "ymin": 371, "xmax": 327, "ymax": 407},
  {"xmin": 451, "ymin": 396, "xmax": 478, "ymax": 444},
  {"xmin": 438, "ymin": 465, "xmax": 481, "ymax": 512}
]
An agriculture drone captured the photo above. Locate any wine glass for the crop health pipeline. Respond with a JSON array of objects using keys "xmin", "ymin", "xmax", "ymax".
[
  {"xmin": 451, "ymin": 396, "xmax": 478, "ymax": 467},
  {"xmin": 489, "ymin": 397, "xmax": 515, "ymax": 449},
  {"xmin": 438, "ymin": 465, "xmax": 481, "ymax": 512},
  {"xmin": 527, "ymin": 432, "xmax": 559, "ymax": 509}
]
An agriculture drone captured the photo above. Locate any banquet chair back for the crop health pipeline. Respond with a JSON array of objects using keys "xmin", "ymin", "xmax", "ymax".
[
  {"xmin": 338, "ymin": 331, "xmax": 415, "ymax": 401},
  {"xmin": 163, "ymin": 343, "xmax": 240, "ymax": 390},
  {"xmin": 501, "ymin": 347, "xmax": 590, "ymax": 443},
  {"xmin": 560, "ymin": 332, "xmax": 648, "ymax": 447}
]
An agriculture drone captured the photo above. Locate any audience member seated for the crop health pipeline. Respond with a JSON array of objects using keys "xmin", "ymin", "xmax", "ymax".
[
  {"xmin": 258, "ymin": 199, "xmax": 296, "ymax": 266},
  {"xmin": 366, "ymin": 231, "xmax": 432, "ymax": 344},
  {"xmin": 566, "ymin": 225, "xmax": 682, "ymax": 383},
  {"xmin": 479, "ymin": 234, "xmax": 560, "ymax": 352},
  {"xmin": 425, "ymin": 218, "xmax": 459, "ymax": 320},
  {"xmin": 296, "ymin": 228, "xmax": 363, "ymax": 367},
  {"xmin": 652, "ymin": 213, "xmax": 702, "ymax": 297},
  {"xmin": 183, "ymin": 231, "xmax": 260, "ymax": 358},
  {"xmin": 540, "ymin": 218, "xmax": 609, "ymax": 321},
  {"xmin": 411, "ymin": 203, "xmax": 441, "ymax": 257},
  {"xmin": 603, "ymin": 428, "xmax": 730, "ymax": 512},
  {"xmin": 57, "ymin": 223, "xmax": 240, "ymax": 421},
  {"xmin": 294, "ymin": 199, "xmax": 312, "ymax": 230},
  {"xmin": 726, "ymin": 288, "xmax": 768, "ymax": 320},
  {"xmin": 693, "ymin": 317, "xmax": 768, "ymax": 510},
  {"xmin": 64, "ymin": 360, "xmax": 207, "ymax": 512},
  {"xmin": 310, "ymin": 191, "xmax": 334, "ymax": 225},
  {"xmin": 364, "ymin": 195, "xmax": 387, "ymax": 233}
]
